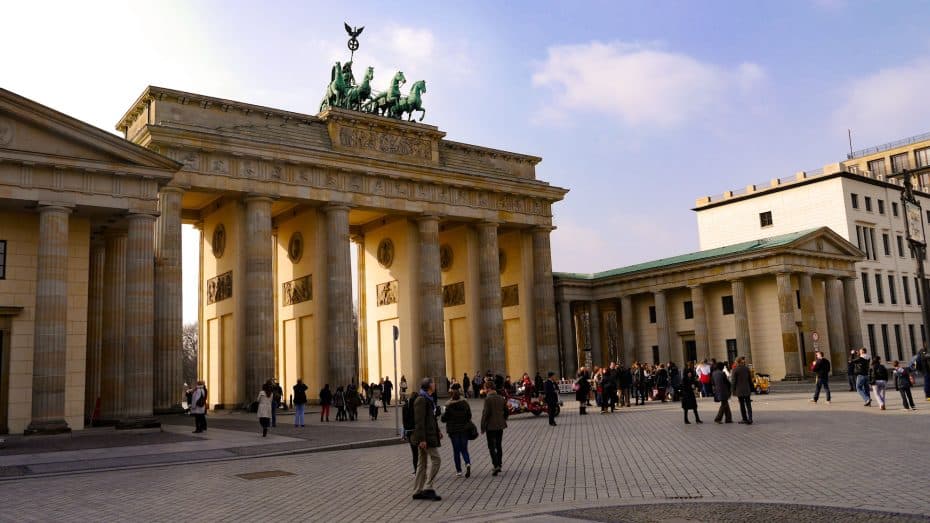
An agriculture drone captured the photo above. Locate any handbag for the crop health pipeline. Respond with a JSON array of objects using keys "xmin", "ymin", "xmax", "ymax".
[
  {"xmin": 572, "ymin": 383, "xmax": 580, "ymax": 392},
  {"xmin": 466, "ymin": 421, "xmax": 479, "ymax": 441}
]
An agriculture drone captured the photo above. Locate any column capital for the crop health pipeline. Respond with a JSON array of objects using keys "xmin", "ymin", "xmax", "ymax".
[
  {"xmin": 160, "ymin": 186, "xmax": 186, "ymax": 195},
  {"xmin": 36, "ymin": 202, "xmax": 74, "ymax": 214},
  {"xmin": 322, "ymin": 202, "xmax": 352, "ymax": 213},
  {"xmin": 653, "ymin": 288, "xmax": 667, "ymax": 296},
  {"xmin": 532, "ymin": 224, "xmax": 556, "ymax": 233},
  {"xmin": 476, "ymin": 220, "xmax": 501, "ymax": 230},
  {"xmin": 243, "ymin": 193, "xmax": 275, "ymax": 204},
  {"xmin": 415, "ymin": 213, "xmax": 442, "ymax": 223},
  {"xmin": 126, "ymin": 211, "xmax": 158, "ymax": 222}
]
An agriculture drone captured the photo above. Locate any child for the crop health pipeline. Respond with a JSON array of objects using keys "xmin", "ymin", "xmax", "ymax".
[{"xmin": 893, "ymin": 360, "xmax": 917, "ymax": 411}]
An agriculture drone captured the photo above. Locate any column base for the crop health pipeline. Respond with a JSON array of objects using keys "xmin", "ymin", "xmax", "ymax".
[
  {"xmin": 781, "ymin": 374, "xmax": 804, "ymax": 382},
  {"xmin": 153, "ymin": 404, "xmax": 186, "ymax": 415},
  {"xmin": 24, "ymin": 419, "xmax": 71, "ymax": 436},
  {"xmin": 116, "ymin": 417, "xmax": 162, "ymax": 430},
  {"xmin": 433, "ymin": 376, "xmax": 449, "ymax": 398}
]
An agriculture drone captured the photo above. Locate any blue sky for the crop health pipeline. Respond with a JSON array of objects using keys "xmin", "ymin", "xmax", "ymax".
[{"xmin": 4, "ymin": 1, "xmax": 930, "ymax": 322}]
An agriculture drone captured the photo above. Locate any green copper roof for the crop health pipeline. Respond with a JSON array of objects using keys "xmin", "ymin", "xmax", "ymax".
[{"xmin": 554, "ymin": 228, "xmax": 820, "ymax": 280}]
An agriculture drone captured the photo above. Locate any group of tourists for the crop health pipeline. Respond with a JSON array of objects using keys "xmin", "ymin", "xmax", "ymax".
[{"xmin": 841, "ymin": 347, "xmax": 922, "ymax": 411}]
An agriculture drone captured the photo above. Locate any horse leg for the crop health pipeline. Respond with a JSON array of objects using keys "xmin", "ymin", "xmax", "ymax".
[{"xmin": 417, "ymin": 108, "xmax": 425, "ymax": 122}]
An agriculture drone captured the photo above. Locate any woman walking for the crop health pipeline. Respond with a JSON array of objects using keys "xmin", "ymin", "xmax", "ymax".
[
  {"xmin": 293, "ymin": 378, "xmax": 308, "ymax": 428},
  {"xmin": 319, "ymin": 384, "xmax": 333, "ymax": 422},
  {"xmin": 257, "ymin": 381, "xmax": 273, "ymax": 437},
  {"xmin": 345, "ymin": 384, "xmax": 360, "ymax": 421},
  {"xmin": 576, "ymin": 368, "xmax": 591, "ymax": 415},
  {"xmin": 680, "ymin": 364, "xmax": 702, "ymax": 424},
  {"xmin": 869, "ymin": 356, "xmax": 889, "ymax": 411},
  {"xmin": 333, "ymin": 386, "xmax": 347, "ymax": 421},
  {"xmin": 893, "ymin": 360, "xmax": 917, "ymax": 411},
  {"xmin": 369, "ymin": 382, "xmax": 381, "ymax": 421},
  {"xmin": 441, "ymin": 383, "xmax": 473, "ymax": 478}
]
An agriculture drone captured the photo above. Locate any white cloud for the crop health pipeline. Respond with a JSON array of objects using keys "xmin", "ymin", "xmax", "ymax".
[
  {"xmin": 531, "ymin": 41, "xmax": 765, "ymax": 127},
  {"xmin": 833, "ymin": 60, "xmax": 930, "ymax": 146}
]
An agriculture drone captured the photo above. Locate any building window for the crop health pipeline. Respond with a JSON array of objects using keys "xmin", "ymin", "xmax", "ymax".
[
  {"xmin": 795, "ymin": 289, "xmax": 801, "ymax": 309},
  {"xmin": 917, "ymin": 147, "xmax": 930, "ymax": 168},
  {"xmin": 881, "ymin": 324, "xmax": 891, "ymax": 361},
  {"xmin": 882, "ymin": 233, "xmax": 890, "ymax": 256},
  {"xmin": 868, "ymin": 158, "xmax": 887, "ymax": 176},
  {"xmin": 726, "ymin": 339, "xmax": 738, "ymax": 362},
  {"xmin": 878, "ymin": 199, "xmax": 885, "ymax": 215},
  {"xmin": 0, "ymin": 240, "xmax": 5, "ymax": 279},
  {"xmin": 867, "ymin": 324, "xmax": 876, "ymax": 352},
  {"xmin": 922, "ymin": 324, "xmax": 927, "ymax": 347},
  {"xmin": 856, "ymin": 226, "xmax": 878, "ymax": 261},
  {"xmin": 895, "ymin": 324, "xmax": 904, "ymax": 361},
  {"xmin": 888, "ymin": 274, "xmax": 897, "ymax": 305},
  {"xmin": 851, "ymin": 193, "xmax": 859, "ymax": 209},
  {"xmin": 893, "ymin": 201, "xmax": 900, "ymax": 217},
  {"xmin": 862, "ymin": 272, "xmax": 871, "ymax": 303},
  {"xmin": 759, "ymin": 211, "xmax": 773, "ymax": 227},
  {"xmin": 916, "ymin": 277, "xmax": 922, "ymax": 306},
  {"xmin": 721, "ymin": 295, "xmax": 734, "ymax": 315},
  {"xmin": 897, "ymin": 235, "xmax": 905, "ymax": 257},
  {"xmin": 649, "ymin": 305, "xmax": 656, "ymax": 324},
  {"xmin": 684, "ymin": 340, "xmax": 697, "ymax": 362},
  {"xmin": 891, "ymin": 153, "xmax": 909, "ymax": 173},
  {"xmin": 875, "ymin": 273, "xmax": 884, "ymax": 304},
  {"xmin": 652, "ymin": 346, "xmax": 660, "ymax": 365},
  {"xmin": 903, "ymin": 275, "xmax": 911, "ymax": 305},
  {"xmin": 926, "ymin": 210, "xmax": 930, "ymax": 224},
  {"xmin": 909, "ymin": 324, "xmax": 917, "ymax": 356},
  {"xmin": 683, "ymin": 300, "xmax": 694, "ymax": 319},
  {"xmin": 865, "ymin": 196, "xmax": 873, "ymax": 212}
]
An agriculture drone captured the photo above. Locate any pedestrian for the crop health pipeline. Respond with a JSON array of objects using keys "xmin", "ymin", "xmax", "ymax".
[
  {"xmin": 892, "ymin": 360, "xmax": 917, "ymax": 411},
  {"xmin": 847, "ymin": 350, "xmax": 857, "ymax": 391},
  {"xmin": 462, "ymin": 373, "xmax": 471, "ymax": 399},
  {"xmin": 852, "ymin": 348, "xmax": 872, "ymax": 406},
  {"xmin": 411, "ymin": 378, "xmax": 442, "ymax": 501},
  {"xmin": 257, "ymin": 381, "xmax": 273, "ymax": 437},
  {"xmin": 633, "ymin": 362, "xmax": 646, "ymax": 405},
  {"xmin": 369, "ymin": 382, "xmax": 381, "ymax": 420},
  {"xmin": 441, "ymin": 383, "xmax": 473, "ymax": 478},
  {"xmin": 869, "ymin": 355, "xmax": 888, "ymax": 411},
  {"xmin": 680, "ymin": 365, "xmax": 701, "ymax": 424},
  {"xmin": 544, "ymin": 371, "xmax": 560, "ymax": 426},
  {"xmin": 480, "ymin": 381, "xmax": 508, "ymax": 476},
  {"xmin": 712, "ymin": 362, "xmax": 732, "ymax": 424},
  {"xmin": 473, "ymin": 372, "xmax": 483, "ymax": 398},
  {"xmin": 534, "ymin": 372, "xmax": 545, "ymax": 396},
  {"xmin": 575, "ymin": 368, "xmax": 590, "ymax": 415},
  {"xmin": 361, "ymin": 381, "xmax": 370, "ymax": 405},
  {"xmin": 383, "ymin": 376, "xmax": 394, "ymax": 412},
  {"xmin": 731, "ymin": 357, "xmax": 753, "ymax": 425},
  {"xmin": 293, "ymin": 378, "xmax": 308, "ymax": 427},
  {"xmin": 810, "ymin": 351, "xmax": 831, "ymax": 404},
  {"xmin": 669, "ymin": 362, "xmax": 681, "ymax": 402},
  {"xmin": 402, "ymin": 389, "xmax": 419, "ymax": 474},
  {"xmin": 400, "ymin": 375, "xmax": 408, "ymax": 400},
  {"xmin": 271, "ymin": 379, "xmax": 283, "ymax": 427},
  {"xmin": 917, "ymin": 348, "xmax": 930, "ymax": 400},
  {"xmin": 319, "ymin": 383, "xmax": 332, "ymax": 422},
  {"xmin": 697, "ymin": 359, "xmax": 712, "ymax": 397},
  {"xmin": 345, "ymin": 384, "xmax": 360, "ymax": 421},
  {"xmin": 334, "ymin": 385, "xmax": 347, "ymax": 421},
  {"xmin": 189, "ymin": 380, "xmax": 207, "ymax": 433},
  {"xmin": 601, "ymin": 363, "xmax": 617, "ymax": 413},
  {"xmin": 618, "ymin": 363, "xmax": 632, "ymax": 408},
  {"xmin": 655, "ymin": 363, "xmax": 669, "ymax": 403}
]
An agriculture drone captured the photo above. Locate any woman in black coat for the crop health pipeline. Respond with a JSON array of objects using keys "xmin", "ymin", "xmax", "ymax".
[
  {"xmin": 680, "ymin": 366, "xmax": 701, "ymax": 424},
  {"xmin": 575, "ymin": 369, "xmax": 591, "ymax": 415}
]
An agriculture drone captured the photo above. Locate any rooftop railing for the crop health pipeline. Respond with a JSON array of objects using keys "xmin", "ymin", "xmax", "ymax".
[{"xmin": 847, "ymin": 130, "xmax": 930, "ymax": 160}]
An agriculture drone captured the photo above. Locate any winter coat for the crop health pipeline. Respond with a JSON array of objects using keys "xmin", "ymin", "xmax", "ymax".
[
  {"xmin": 894, "ymin": 367, "xmax": 913, "ymax": 390},
  {"xmin": 481, "ymin": 390, "xmax": 508, "ymax": 432},
  {"xmin": 544, "ymin": 379, "xmax": 559, "ymax": 405},
  {"xmin": 869, "ymin": 364, "xmax": 888, "ymax": 385},
  {"xmin": 812, "ymin": 358, "xmax": 831, "ymax": 380},
  {"xmin": 256, "ymin": 392, "xmax": 273, "ymax": 418},
  {"xmin": 333, "ymin": 390, "xmax": 346, "ymax": 407},
  {"xmin": 345, "ymin": 389, "xmax": 361, "ymax": 408},
  {"xmin": 712, "ymin": 369, "xmax": 731, "ymax": 400},
  {"xmin": 293, "ymin": 383, "xmax": 308, "ymax": 405},
  {"xmin": 190, "ymin": 386, "xmax": 207, "ymax": 415},
  {"xmin": 730, "ymin": 364, "xmax": 752, "ymax": 397},
  {"xmin": 655, "ymin": 369, "xmax": 669, "ymax": 388},
  {"xmin": 575, "ymin": 375, "xmax": 590, "ymax": 402},
  {"xmin": 852, "ymin": 356, "xmax": 870, "ymax": 376},
  {"xmin": 680, "ymin": 376, "xmax": 697, "ymax": 410},
  {"xmin": 411, "ymin": 394, "xmax": 441, "ymax": 448},
  {"xmin": 319, "ymin": 387, "xmax": 333, "ymax": 406},
  {"xmin": 441, "ymin": 398, "xmax": 472, "ymax": 435}
]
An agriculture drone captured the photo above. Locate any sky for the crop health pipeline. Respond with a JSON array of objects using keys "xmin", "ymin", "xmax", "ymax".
[{"xmin": 4, "ymin": 0, "xmax": 930, "ymax": 323}]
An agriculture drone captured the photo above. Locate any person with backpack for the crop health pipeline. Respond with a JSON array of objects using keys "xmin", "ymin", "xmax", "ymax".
[
  {"xmin": 292, "ymin": 378, "xmax": 308, "ymax": 428},
  {"xmin": 319, "ymin": 384, "xmax": 333, "ymax": 422},
  {"xmin": 333, "ymin": 385, "xmax": 347, "ymax": 421},
  {"xmin": 852, "ymin": 348, "xmax": 872, "ymax": 406},
  {"xmin": 869, "ymin": 355, "xmax": 889, "ymax": 411},
  {"xmin": 441, "ymin": 383, "xmax": 473, "ymax": 478},
  {"xmin": 190, "ymin": 380, "xmax": 207, "ymax": 433},
  {"xmin": 893, "ymin": 360, "xmax": 917, "ymax": 411},
  {"xmin": 810, "ymin": 351, "xmax": 832, "ymax": 404}
]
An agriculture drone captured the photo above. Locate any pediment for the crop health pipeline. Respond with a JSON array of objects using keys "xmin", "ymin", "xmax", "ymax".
[
  {"xmin": 0, "ymin": 88, "xmax": 180, "ymax": 176},
  {"xmin": 789, "ymin": 227, "xmax": 864, "ymax": 258}
]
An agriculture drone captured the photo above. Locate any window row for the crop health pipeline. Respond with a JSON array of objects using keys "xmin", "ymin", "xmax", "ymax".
[
  {"xmin": 648, "ymin": 295, "xmax": 735, "ymax": 323},
  {"xmin": 865, "ymin": 147, "xmax": 930, "ymax": 177},
  {"xmin": 861, "ymin": 272, "xmax": 927, "ymax": 306},
  {"xmin": 850, "ymin": 194, "xmax": 894, "ymax": 216},
  {"xmin": 865, "ymin": 322, "xmax": 924, "ymax": 363}
]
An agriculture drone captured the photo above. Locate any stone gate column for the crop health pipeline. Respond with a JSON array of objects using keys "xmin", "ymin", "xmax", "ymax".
[
  {"xmin": 417, "ymin": 215, "xmax": 447, "ymax": 393},
  {"xmin": 825, "ymin": 277, "xmax": 848, "ymax": 371},
  {"xmin": 84, "ymin": 238, "xmax": 105, "ymax": 421},
  {"xmin": 842, "ymin": 276, "xmax": 864, "ymax": 349},
  {"xmin": 689, "ymin": 285, "xmax": 709, "ymax": 361},
  {"xmin": 620, "ymin": 295, "xmax": 635, "ymax": 365},
  {"xmin": 776, "ymin": 272, "xmax": 802, "ymax": 379},
  {"xmin": 100, "ymin": 231, "xmax": 127, "ymax": 422},
  {"xmin": 654, "ymin": 290, "xmax": 670, "ymax": 364},
  {"xmin": 245, "ymin": 196, "xmax": 275, "ymax": 400},
  {"xmin": 532, "ymin": 226, "xmax": 559, "ymax": 373},
  {"xmin": 589, "ymin": 301, "xmax": 602, "ymax": 367},
  {"xmin": 121, "ymin": 213, "xmax": 158, "ymax": 426},
  {"xmin": 798, "ymin": 272, "xmax": 818, "ymax": 375},
  {"xmin": 26, "ymin": 204, "xmax": 72, "ymax": 434},
  {"xmin": 325, "ymin": 204, "xmax": 355, "ymax": 387},
  {"xmin": 353, "ymin": 235, "xmax": 368, "ymax": 383},
  {"xmin": 477, "ymin": 222, "xmax": 505, "ymax": 373},
  {"xmin": 559, "ymin": 300, "xmax": 576, "ymax": 376},
  {"xmin": 154, "ymin": 187, "xmax": 184, "ymax": 413},
  {"xmin": 731, "ymin": 279, "xmax": 752, "ymax": 363}
]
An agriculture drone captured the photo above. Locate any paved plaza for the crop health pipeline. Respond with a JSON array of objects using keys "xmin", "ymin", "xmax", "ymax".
[{"xmin": 1, "ymin": 390, "xmax": 929, "ymax": 522}]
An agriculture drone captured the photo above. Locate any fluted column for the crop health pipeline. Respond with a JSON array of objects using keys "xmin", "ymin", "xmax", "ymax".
[
  {"xmin": 477, "ymin": 222, "xmax": 505, "ymax": 373},
  {"xmin": 100, "ymin": 231, "xmax": 127, "ymax": 421},
  {"xmin": 589, "ymin": 301, "xmax": 602, "ymax": 367},
  {"xmin": 84, "ymin": 238, "xmax": 105, "ymax": 421},
  {"xmin": 776, "ymin": 272, "xmax": 802, "ymax": 379},
  {"xmin": 353, "ymin": 235, "xmax": 368, "ymax": 383},
  {"xmin": 121, "ymin": 213, "xmax": 158, "ymax": 426},
  {"xmin": 620, "ymin": 295, "xmax": 635, "ymax": 365},
  {"xmin": 153, "ymin": 187, "xmax": 184, "ymax": 413},
  {"xmin": 689, "ymin": 285, "xmax": 709, "ymax": 361},
  {"xmin": 842, "ymin": 276, "xmax": 864, "ymax": 349},
  {"xmin": 245, "ymin": 196, "xmax": 275, "ymax": 399},
  {"xmin": 654, "ymin": 290, "xmax": 670, "ymax": 363},
  {"xmin": 532, "ymin": 226, "xmax": 559, "ymax": 373},
  {"xmin": 826, "ymin": 277, "xmax": 848, "ymax": 371},
  {"xmin": 325, "ymin": 204, "xmax": 355, "ymax": 387},
  {"xmin": 26, "ymin": 204, "xmax": 71, "ymax": 434},
  {"xmin": 731, "ymin": 279, "xmax": 752, "ymax": 363},
  {"xmin": 559, "ymin": 300, "xmax": 577, "ymax": 376},
  {"xmin": 417, "ymin": 216, "xmax": 447, "ymax": 393},
  {"xmin": 798, "ymin": 272, "xmax": 818, "ymax": 376}
]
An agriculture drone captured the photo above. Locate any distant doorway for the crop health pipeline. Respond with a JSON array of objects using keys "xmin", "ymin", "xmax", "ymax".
[{"xmin": 682, "ymin": 339, "xmax": 697, "ymax": 364}]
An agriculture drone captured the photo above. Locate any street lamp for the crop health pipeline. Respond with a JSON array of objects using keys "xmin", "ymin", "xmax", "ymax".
[{"xmin": 887, "ymin": 165, "xmax": 930, "ymax": 350}]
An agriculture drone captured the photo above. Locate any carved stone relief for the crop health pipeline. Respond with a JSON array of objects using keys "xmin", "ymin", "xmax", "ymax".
[
  {"xmin": 377, "ymin": 280, "xmax": 398, "ymax": 306},
  {"xmin": 282, "ymin": 274, "xmax": 312, "ymax": 306},
  {"xmin": 501, "ymin": 284, "xmax": 519, "ymax": 307},
  {"xmin": 206, "ymin": 271, "xmax": 232, "ymax": 304},
  {"xmin": 212, "ymin": 224, "xmax": 226, "ymax": 258},
  {"xmin": 338, "ymin": 126, "xmax": 431, "ymax": 161},
  {"xmin": 0, "ymin": 119, "xmax": 13, "ymax": 146},
  {"xmin": 443, "ymin": 282, "xmax": 465, "ymax": 307},
  {"xmin": 377, "ymin": 238, "xmax": 395, "ymax": 268},
  {"xmin": 287, "ymin": 232, "xmax": 303, "ymax": 263}
]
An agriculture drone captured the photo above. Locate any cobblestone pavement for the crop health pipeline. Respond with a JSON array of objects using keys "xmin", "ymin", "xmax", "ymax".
[
  {"xmin": 548, "ymin": 502, "xmax": 930, "ymax": 522},
  {"xmin": 1, "ymin": 390, "xmax": 929, "ymax": 522}
]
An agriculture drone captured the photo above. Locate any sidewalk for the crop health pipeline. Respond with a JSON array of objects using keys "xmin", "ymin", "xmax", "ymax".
[{"xmin": 0, "ymin": 405, "xmax": 404, "ymax": 479}]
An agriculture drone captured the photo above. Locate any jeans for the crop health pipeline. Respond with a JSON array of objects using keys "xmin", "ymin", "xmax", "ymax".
[
  {"xmin": 900, "ymin": 387, "xmax": 916, "ymax": 409},
  {"xmin": 271, "ymin": 400, "xmax": 279, "ymax": 427},
  {"xmin": 813, "ymin": 377, "xmax": 831, "ymax": 402},
  {"xmin": 856, "ymin": 375, "xmax": 871, "ymax": 403},
  {"xmin": 737, "ymin": 395, "xmax": 752, "ymax": 422},
  {"xmin": 450, "ymin": 433, "xmax": 471, "ymax": 472},
  {"xmin": 486, "ymin": 429, "xmax": 504, "ymax": 469},
  {"xmin": 412, "ymin": 446, "xmax": 440, "ymax": 494},
  {"xmin": 872, "ymin": 381, "xmax": 887, "ymax": 407},
  {"xmin": 294, "ymin": 403, "xmax": 305, "ymax": 426}
]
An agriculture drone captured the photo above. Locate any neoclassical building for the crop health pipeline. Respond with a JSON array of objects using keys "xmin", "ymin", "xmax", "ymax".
[{"xmin": 554, "ymin": 228, "xmax": 865, "ymax": 380}]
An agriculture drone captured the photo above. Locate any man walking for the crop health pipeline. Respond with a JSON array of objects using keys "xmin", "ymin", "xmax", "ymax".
[
  {"xmin": 411, "ymin": 378, "xmax": 442, "ymax": 501},
  {"xmin": 731, "ymin": 357, "xmax": 753, "ymax": 425},
  {"xmin": 544, "ymin": 371, "xmax": 559, "ymax": 426},
  {"xmin": 601, "ymin": 363, "xmax": 618, "ymax": 413},
  {"xmin": 712, "ymin": 362, "xmax": 732, "ymax": 424},
  {"xmin": 189, "ymin": 380, "xmax": 207, "ymax": 433},
  {"xmin": 810, "ymin": 351, "xmax": 831, "ymax": 404},
  {"xmin": 852, "ymin": 348, "xmax": 872, "ymax": 406},
  {"xmin": 383, "ymin": 376, "xmax": 394, "ymax": 412},
  {"xmin": 481, "ymin": 381, "xmax": 508, "ymax": 476}
]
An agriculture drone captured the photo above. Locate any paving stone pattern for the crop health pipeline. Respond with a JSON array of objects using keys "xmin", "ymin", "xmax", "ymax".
[
  {"xmin": 551, "ymin": 502, "xmax": 930, "ymax": 522},
  {"xmin": 1, "ymin": 392, "xmax": 929, "ymax": 522}
]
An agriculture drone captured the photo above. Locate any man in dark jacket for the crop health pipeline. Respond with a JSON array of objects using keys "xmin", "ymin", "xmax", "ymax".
[
  {"xmin": 730, "ymin": 357, "xmax": 753, "ymax": 424},
  {"xmin": 917, "ymin": 348, "xmax": 930, "ymax": 400},
  {"xmin": 411, "ymin": 378, "xmax": 442, "ymax": 501},
  {"xmin": 481, "ymin": 382, "xmax": 509, "ymax": 476},
  {"xmin": 402, "ymin": 390, "xmax": 419, "ymax": 474},
  {"xmin": 383, "ymin": 377, "xmax": 394, "ymax": 412},
  {"xmin": 618, "ymin": 364, "xmax": 632, "ymax": 407},
  {"xmin": 601, "ymin": 363, "xmax": 618, "ymax": 413},
  {"xmin": 811, "ymin": 351, "xmax": 832, "ymax": 404},
  {"xmin": 852, "ymin": 348, "xmax": 872, "ymax": 406},
  {"xmin": 712, "ymin": 362, "xmax": 732, "ymax": 423},
  {"xmin": 544, "ymin": 372, "xmax": 560, "ymax": 426}
]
